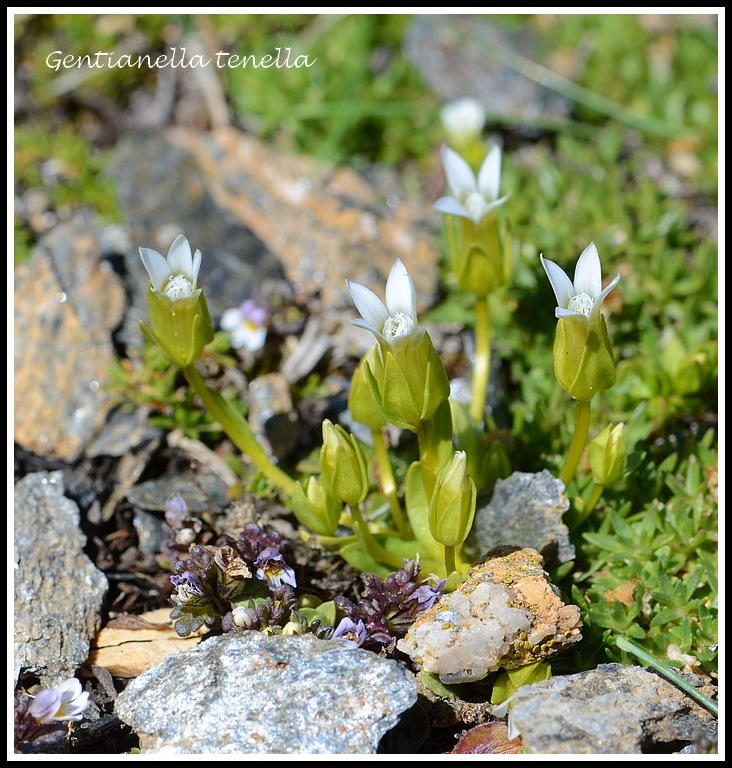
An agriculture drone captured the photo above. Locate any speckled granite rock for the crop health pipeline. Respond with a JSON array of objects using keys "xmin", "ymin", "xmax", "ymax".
[
  {"xmin": 14, "ymin": 471, "xmax": 108, "ymax": 684},
  {"xmin": 509, "ymin": 663, "xmax": 717, "ymax": 754},
  {"xmin": 115, "ymin": 632, "xmax": 417, "ymax": 754},
  {"xmin": 14, "ymin": 215, "xmax": 126, "ymax": 461}
]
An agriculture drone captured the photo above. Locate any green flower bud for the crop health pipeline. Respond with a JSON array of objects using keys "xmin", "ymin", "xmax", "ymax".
[
  {"xmin": 553, "ymin": 314, "xmax": 616, "ymax": 402},
  {"xmin": 290, "ymin": 476, "xmax": 341, "ymax": 536},
  {"xmin": 348, "ymin": 354, "xmax": 387, "ymax": 431},
  {"xmin": 434, "ymin": 145, "xmax": 511, "ymax": 297},
  {"xmin": 364, "ymin": 331, "xmax": 451, "ymax": 432},
  {"xmin": 541, "ymin": 243, "xmax": 620, "ymax": 402},
  {"xmin": 428, "ymin": 450, "xmax": 477, "ymax": 547},
  {"xmin": 347, "ymin": 259, "xmax": 450, "ymax": 432},
  {"xmin": 453, "ymin": 213, "xmax": 507, "ymax": 297},
  {"xmin": 588, "ymin": 423, "xmax": 627, "ymax": 485},
  {"xmin": 320, "ymin": 420, "xmax": 369, "ymax": 507},
  {"xmin": 139, "ymin": 235, "xmax": 214, "ymax": 367}
]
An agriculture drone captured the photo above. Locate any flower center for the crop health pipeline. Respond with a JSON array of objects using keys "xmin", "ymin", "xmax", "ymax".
[
  {"xmin": 463, "ymin": 191, "xmax": 489, "ymax": 223},
  {"xmin": 164, "ymin": 273, "xmax": 195, "ymax": 300},
  {"xmin": 567, "ymin": 291, "xmax": 594, "ymax": 316},
  {"xmin": 382, "ymin": 311, "xmax": 415, "ymax": 340}
]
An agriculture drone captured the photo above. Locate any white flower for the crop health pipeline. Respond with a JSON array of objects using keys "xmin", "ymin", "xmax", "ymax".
[
  {"xmin": 220, "ymin": 299, "xmax": 268, "ymax": 352},
  {"xmin": 440, "ymin": 97, "xmax": 486, "ymax": 147},
  {"xmin": 347, "ymin": 259, "xmax": 420, "ymax": 346},
  {"xmin": 29, "ymin": 678, "xmax": 90, "ymax": 724},
  {"xmin": 540, "ymin": 242, "xmax": 620, "ymax": 324},
  {"xmin": 139, "ymin": 234, "xmax": 202, "ymax": 302},
  {"xmin": 434, "ymin": 144, "xmax": 510, "ymax": 224}
]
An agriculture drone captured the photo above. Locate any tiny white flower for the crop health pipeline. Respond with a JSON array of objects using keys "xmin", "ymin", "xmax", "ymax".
[
  {"xmin": 434, "ymin": 144, "xmax": 510, "ymax": 224},
  {"xmin": 347, "ymin": 259, "xmax": 420, "ymax": 346},
  {"xmin": 440, "ymin": 97, "xmax": 486, "ymax": 147},
  {"xmin": 139, "ymin": 234, "xmax": 202, "ymax": 302},
  {"xmin": 29, "ymin": 678, "xmax": 90, "ymax": 724},
  {"xmin": 220, "ymin": 299, "xmax": 268, "ymax": 352},
  {"xmin": 540, "ymin": 242, "xmax": 620, "ymax": 324}
]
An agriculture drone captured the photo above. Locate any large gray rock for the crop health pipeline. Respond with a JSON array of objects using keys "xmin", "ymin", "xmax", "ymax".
[
  {"xmin": 115, "ymin": 633, "xmax": 417, "ymax": 754},
  {"xmin": 468, "ymin": 470, "xmax": 575, "ymax": 566},
  {"xmin": 14, "ymin": 472, "xmax": 108, "ymax": 684},
  {"xmin": 509, "ymin": 663, "xmax": 717, "ymax": 754}
]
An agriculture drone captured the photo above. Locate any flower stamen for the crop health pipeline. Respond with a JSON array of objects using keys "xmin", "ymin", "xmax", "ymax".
[{"xmin": 164, "ymin": 274, "xmax": 195, "ymax": 300}]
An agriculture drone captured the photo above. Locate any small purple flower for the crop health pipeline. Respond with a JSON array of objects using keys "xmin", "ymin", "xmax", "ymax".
[
  {"xmin": 164, "ymin": 494, "xmax": 189, "ymax": 528},
  {"xmin": 170, "ymin": 572, "xmax": 204, "ymax": 605},
  {"xmin": 410, "ymin": 579, "xmax": 446, "ymax": 612},
  {"xmin": 29, "ymin": 679, "xmax": 90, "ymax": 724},
  {"xmin": 332, "ymin": 617, "xmax": 368, "ymax": 649},
  {"xmin": 253, "ymin": 547, "xmax": 297, "ymax": 589},
  {"xmin": 220, "ymin": 298, "xmax": 268, "ymax": 352}
]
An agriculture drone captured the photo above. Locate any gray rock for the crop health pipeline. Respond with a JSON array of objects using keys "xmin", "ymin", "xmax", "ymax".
[
  {"xmin": 404, "ymin": 15, "xmax": 571, "ymax": 126},
  {"xmin": 509, "ymin": 663, "xmax": 717, "ymax": 754},
  {"xmin": 14, "ymin": 471, "xmax": 108, "ymax": 684},
  {"xmin": 115, "ymin": 633, "xmax": 417, "ymax": 754},
  {"xmin": 86, "ymin": 406, "xmax": 163, "ymax": 459},
  {"xmin": 132, "ymin": 508, "xmax": 166, "ymax": 557},
  {"xmin": 125, "ymin": 472, "xmax": 232, "ymax": 516},
  {"xmin": 468, "ymin": 470, "xmax": 575, "ymax": 566},
  {"xmin": 14, "ymin": 215, "xmax": 126, "ymax": 461}
]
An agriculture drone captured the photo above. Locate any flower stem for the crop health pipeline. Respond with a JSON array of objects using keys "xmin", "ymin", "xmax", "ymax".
[
  {"xmin": 348, "ymin": 504, "xmax": 404, "ymax": 570},
  {"xmin": 182, "ymin": 364, "xmax": 296, "ymax": 496},
  {"xmin": 559, "ymin": 399, "xmax": 591, "ymax": 486},
  {"xmin": 577, "ymin": 483, "xmax": 605, "ymax": 526},
  {"xmin": 470, "ymin": 294, "xmax": 491, "ymax": 425},
  {"xmin": 446, "ymin": 214, "xmax": 461, "ymax": 272},
  {"xmin": 444, "ymin": 544, "xmax": 457, "ymax": 577},
  {"xmin": 371, "ymin": 428, "xmax": 410, "ymax": 538}
]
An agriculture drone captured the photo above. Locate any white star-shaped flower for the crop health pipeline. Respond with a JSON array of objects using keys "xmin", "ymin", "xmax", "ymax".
[
  {"xmin": 347, "ymin": 259, "xmax": 420, "ymax": 346},
  {"xmin": 139, "ymin": 234, "xmax": 202, "ymax": 302},
  {"xmin": 540, "ymin": 242, "xmax": 620, "ymax": 324},
  {"xmin": 434, "ymin": 144, "xmax": 510, "ymax": 224}
]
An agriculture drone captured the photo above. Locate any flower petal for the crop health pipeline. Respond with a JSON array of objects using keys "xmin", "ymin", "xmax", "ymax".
[
  {"xmin": 29, "ymin": 689, "xmax": 62, "ymax": 722},
  {"xmin": 347, "ymin": 280, "xmax": 389, "ymax": 332},
  {"xmin": 441, "ymin": 145, "xmax": 476, "ymax": 199},
  {"xmin": 589, "ymin": 272, "xmax": 621, "ymax": 321},
  {"xmin": 191, "ymin": 248, "xmax": 202, "ymax": 287},
  {"xmin": 477, "ymin": 193, "xmax": 511, "ymax": 218},
  {"xmin": 220, "ymin": 307, "xmax": 241, "ymax": 332},
  {"xmin": 573, "ymin": 242, "xmax": 602, "ymax": 299},
  {"xmin": 385, "ymin": 259, "xmax": 417, "ymax": 320},
  {"xmin": 56, "ymin": 678, "xmax": 83, "ymax": 700},
  {"xmin": 477, "ymin": 144, "xmax": 502, "ymax": 201},
  {"xmin": 555, "ymin": 307, "xmax": 586, "ymax": 319},
  {"xmin": 433, "ymin": 196, "xmax": 472, "ymax": 219},
  {"xmin": 167, "ymin": 234, "xmax": 193, "ymax": 278},
  {"xmin": 540, "ymin": 255, "xmax": 574, "ymax": 309},
  {"xmin": 139, "ymin": 247, "xmax": 171, "ymax": 292},
  {"xmin": 350, "ymin": 317, "xmax": 384, "ymax": 342}
]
